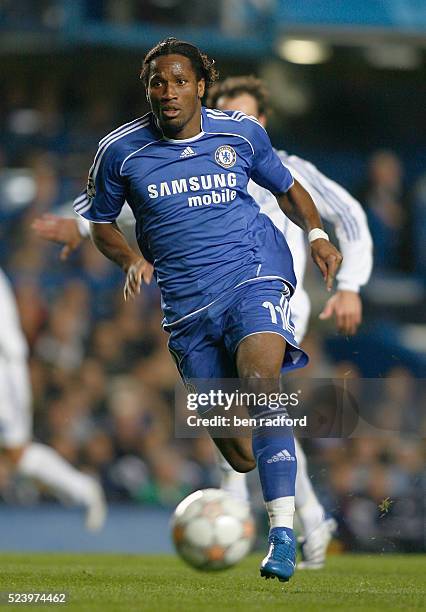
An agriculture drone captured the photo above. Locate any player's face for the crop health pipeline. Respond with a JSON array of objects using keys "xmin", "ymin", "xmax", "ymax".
[
  {"xmin": 147, "ymin": 54, "xmax": 205, "ymax": 139},
  {"xmin": 216, "ymin": 93, "xmax": 267, "ymax": 127}
]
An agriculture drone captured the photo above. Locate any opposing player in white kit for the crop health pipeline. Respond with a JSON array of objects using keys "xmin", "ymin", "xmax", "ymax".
[
  {"xmin": 32, "ymin": 76, "xmax": 372, "ymax": 567},
  {"xmin": 0, "ymin": 268, "xmax": 107, "ymax": 530},
  {"xmin": 208, "ymin": 76, "xmax": 373, "ymax": 568}
]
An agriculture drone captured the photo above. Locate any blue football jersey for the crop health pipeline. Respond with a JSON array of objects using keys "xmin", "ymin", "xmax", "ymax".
[{"xmin": 74, "ymin": 108, "xmax": 295, "ymax": 325}]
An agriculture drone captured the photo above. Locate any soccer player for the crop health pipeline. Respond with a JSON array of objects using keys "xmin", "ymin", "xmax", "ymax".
[
  {"xmin": 32, "ymin": 71, "xmax": 371, "ymax": 569},
  {"xmin": 69, "ymin": 37, "xmax": 342, "ymax": 582},
  {"xmin": 207, "ymin": 76, "xmax": 373, "ymax": 568},
  {"xmin": 0, "ymin": 268, "xmax": 107, "ymax": 531}
]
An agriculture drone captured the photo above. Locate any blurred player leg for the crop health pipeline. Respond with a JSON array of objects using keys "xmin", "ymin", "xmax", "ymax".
[
  {"xmin": 294, "ymin": 438, "xmax": 324, "ymax": 530},
  {"xmin": 0, "ymin": 356, "xmax": 107, "ymax": 532},
  {"xmin": 216, "ymin": 448, "xmax": 249, "ymax": 502},
  {"xmin": 16, "ymin": 442, "xmax": 107, "ymax": 532},
  {"xmin": 290, "ymin": 294, "xmax": 337, "ymax": 567},
  {"xmin": 295, "ymin": 438, "xmax": 336, "ymax": 568},
  {"xmin": 217, "ymin": 287, "xmax": 336, "ymax": 568}
]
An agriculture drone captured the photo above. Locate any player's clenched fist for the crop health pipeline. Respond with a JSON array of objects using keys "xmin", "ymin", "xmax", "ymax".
[
  {"xmin": 310, "ymin": 238, "xmax": 343, "ymax": 291},
  {"xmin": 123, "ymin": 257, "xmax": 154, "ymax": 301}
]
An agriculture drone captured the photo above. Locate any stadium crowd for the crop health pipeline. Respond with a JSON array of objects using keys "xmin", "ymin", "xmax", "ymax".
[{"xmin": 0, "ymin": 72, "xmax": 424, "ymax": 553}]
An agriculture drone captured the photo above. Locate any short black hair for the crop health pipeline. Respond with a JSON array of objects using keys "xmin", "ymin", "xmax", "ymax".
[
  {"xmin": 207, "ymin": 75, "xmax": 269, "ymax": 116},
  {"xmin": 140, "ymin": 37, "xmax": 219, "ymax": 100}
]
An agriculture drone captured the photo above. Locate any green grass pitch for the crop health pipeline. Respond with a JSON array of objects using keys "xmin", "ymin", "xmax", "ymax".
[{"xmin": 0, "ymin": 553, "xmax": 424, "ymax": 611}]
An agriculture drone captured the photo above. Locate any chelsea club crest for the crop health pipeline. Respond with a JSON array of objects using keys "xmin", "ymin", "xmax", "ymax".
[{"xmin": 215, "ymin": 145, "xmax": 236, "ymax": 168}]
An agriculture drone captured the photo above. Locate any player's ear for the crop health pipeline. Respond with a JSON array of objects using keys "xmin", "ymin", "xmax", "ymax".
[{"xmin": 198, "ymin": 79, "xmax": 205, "ymax": 100}]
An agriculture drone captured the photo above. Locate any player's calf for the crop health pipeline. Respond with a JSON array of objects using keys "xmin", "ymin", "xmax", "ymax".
[{"xmin": 212, "ymin": 437, "xmax": 256, "ymax": 473}]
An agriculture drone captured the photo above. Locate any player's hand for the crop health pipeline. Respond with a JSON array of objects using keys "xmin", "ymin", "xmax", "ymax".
[
  {"xmin": 123, "ymin": 257, "xmax": 154, "ymax": 301},
  {"xmin": 311, "ymin": 239, "xmax": 343, "ymax": 291},
  {"xmin": 31, "ymin": 214, "xmax": 82, "ymax": 261},
  {"xmin": 319, "ymin": 290, "xmax": 362, "ymax": 335}
]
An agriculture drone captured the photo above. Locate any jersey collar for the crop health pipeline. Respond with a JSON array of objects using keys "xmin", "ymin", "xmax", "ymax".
[{"xmin": 153, "ymin": 108, "xmax": 206, "ymax": 144}]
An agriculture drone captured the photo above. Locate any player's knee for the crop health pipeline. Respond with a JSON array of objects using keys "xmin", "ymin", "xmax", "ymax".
[
  {"xmin": 237, "ymin": 359, "xmax": 282, "ymax": 386},
  {"xmin": 241, "ymin": 368, "xmax": 277, "ymax": 381}
]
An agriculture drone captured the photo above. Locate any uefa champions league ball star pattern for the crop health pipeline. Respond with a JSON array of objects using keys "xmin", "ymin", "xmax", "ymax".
[{"xmin": 171, "ymin": 489, "xmax": 255, "ymax": 570}]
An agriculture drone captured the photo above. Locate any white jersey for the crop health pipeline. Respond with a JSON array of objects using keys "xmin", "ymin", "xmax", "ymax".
[
  {"xmin": 0, "ymin": 269, "xmax": 32, "ymax": 446},
  {"xmin": 74, "ymin": 150, "xmax": 373, "ymax": 341},
  {"xmin": 0, "ymin": 269, "xmax": 28, "ymax": 360},
  {"xmin": 248, "ymin": 150, "xmax": 373, "ymax": 341}
]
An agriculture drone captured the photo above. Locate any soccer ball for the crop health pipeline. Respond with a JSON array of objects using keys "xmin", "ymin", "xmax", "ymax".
[{"xmin": 171, "ymin": 488, "xmax": 255, "ymax": 570}]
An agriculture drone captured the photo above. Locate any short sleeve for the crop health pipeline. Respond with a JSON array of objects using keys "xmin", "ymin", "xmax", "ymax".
[
  {"xmin": 249, "ymin": 122, "xmax": 294, "ymax": 195},
  {"xmin": 73, "ymin": 143, "xmax": 126, "ymax": 223}
]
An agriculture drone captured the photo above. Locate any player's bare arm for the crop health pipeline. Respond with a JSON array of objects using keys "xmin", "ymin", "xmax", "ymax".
[
  {"xmin": 32, "ymin": 214, "xmax": 83, "ymax": 261},
  {"xmin": 90, "ymin": 222, "xmax": 153, "ymax": 300},
  {"xmin": 276, "ymin": 179, "xmax": 343, "ymax": 291}
]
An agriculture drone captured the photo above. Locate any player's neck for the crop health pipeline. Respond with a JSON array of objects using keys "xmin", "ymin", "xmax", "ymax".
[
  {"xmin": 161, "ymin": 108, "xmax": 202, "ymax": 141},
  {"xmin": 162, "ymin": 122, "xmax": 202, "ymax": 141}
]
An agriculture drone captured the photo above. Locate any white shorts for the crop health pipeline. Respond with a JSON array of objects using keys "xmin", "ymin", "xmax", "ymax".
[
  {"xmin": 289, "ymin": 286, "xmax": 311, "ymax": 344},
  {"xmin": 0, "ymin": 355, "xmax": 32, "ymax": 448}
]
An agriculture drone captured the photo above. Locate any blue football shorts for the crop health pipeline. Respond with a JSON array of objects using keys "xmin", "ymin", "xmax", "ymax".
[{"xmin": 166, "ymin": 278, "xmax": 309, "ymax": 384}]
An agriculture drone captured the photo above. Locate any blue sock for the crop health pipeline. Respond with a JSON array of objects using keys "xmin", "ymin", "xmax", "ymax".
[{"xmin": 252, "ymin": 418, "xmax": 297, "ymax": 503}]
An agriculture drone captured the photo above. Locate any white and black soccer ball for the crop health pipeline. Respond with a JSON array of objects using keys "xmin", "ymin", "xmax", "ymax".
[{"xmin": 171, "ymin": 488, "xmax": 255, "ymax": 570}]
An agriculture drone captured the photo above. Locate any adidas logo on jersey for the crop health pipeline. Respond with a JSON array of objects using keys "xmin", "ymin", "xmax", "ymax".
[
  {"xmin": 267, "ymin": 449, "xmax": 295, "ymax": 463},
  {"xmin": 180, "ymin": 146, "xmax": 196, "ymax": 158}
]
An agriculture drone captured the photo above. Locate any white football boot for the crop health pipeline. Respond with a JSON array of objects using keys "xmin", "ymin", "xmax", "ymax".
[{"xmin": 298, "ymin": 517, "xmax": 337, "ymax": 569}]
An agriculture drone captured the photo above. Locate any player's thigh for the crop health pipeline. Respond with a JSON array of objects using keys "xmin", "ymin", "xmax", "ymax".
[
  {"xmin": 167, "ymin": 314, "xmax": 237, "ymax": 382},
  {"xmin": 225, "ymin": 280, "xmax": 308, "ymax": 379},
  {"xmin": 169, "ymin": 337, "xmax": 236, "ymax": 382},
  {"xmin": 169, "ymin": 339, "xmax": 255, "ymax": 472},
  {"xmin": 168, "ymin": 318, "xmax": 254, "ymax": 471},
  {"xmin": 236, "ymin": 332, "xmax": 286, "ymax": 380}
]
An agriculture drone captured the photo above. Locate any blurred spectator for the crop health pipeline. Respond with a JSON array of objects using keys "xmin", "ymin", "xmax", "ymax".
[
  {"xmin": 137, "ymin": 447, "xmax": 200, "ymax": 507},
  {"xmin": 359, "ymin": 150, "xmax": 412, "ymax": 272},
  {"xmin": 0, "ymin": 1, "xmax": 62, "ymax": 30}
]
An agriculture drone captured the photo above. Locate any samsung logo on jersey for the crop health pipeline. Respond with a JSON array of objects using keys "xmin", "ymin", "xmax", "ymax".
[{"xmin": 147, "ymin": 173, "xmax": 237, "ymax": 199}]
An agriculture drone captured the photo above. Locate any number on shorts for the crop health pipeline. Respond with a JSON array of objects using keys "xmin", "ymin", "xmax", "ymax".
[{"xmin": 262, "ymin": 297, "xmax": 294, "ymax": 332}]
